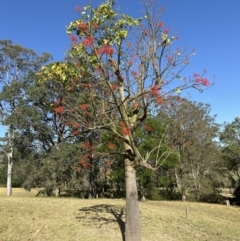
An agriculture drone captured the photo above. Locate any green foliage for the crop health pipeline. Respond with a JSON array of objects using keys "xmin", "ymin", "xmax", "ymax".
[
  {"xmin": 221, "ymin": 117, "xmax": 240, "ymax": 183},
  {"xmin": 19, "ymin": 142, "xmax": 85, "ymax": 193},
  {"xmin": 220, "ymin": 118, "xmax": 240, "ymax": 203},
  {"xmin": 134, "ymin": 117, "xmax": 179, "ymax": 169},
  {"xmin": 0, "ymin": 161, "xmax": 7, "ymax": 185},
  {"xmin": 158, "ymin": 99, "xmax": 224, "ymax": 201},
  {"xmin": 158, "ymin": 175, "xmax": 170, "ymax": 187}
]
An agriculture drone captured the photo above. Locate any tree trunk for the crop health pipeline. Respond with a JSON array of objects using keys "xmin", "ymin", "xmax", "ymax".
[
  {"xmin": 6, "ymin": 125, "xmax": 14, "ymax": 196},
  {"xmin": 54, "ymin": 187, "xmax": 60, "ymax": 197},
  {"xmin": 175, "ymin": 168, "xmax": 182, "ymax": 191},
  {"xmin": 125, "ymin": 158, "xmax": 141, "ymax": 241},
  {"xmin": 7, "ymin": 154, "xmax": 13, "ymax": 196}
]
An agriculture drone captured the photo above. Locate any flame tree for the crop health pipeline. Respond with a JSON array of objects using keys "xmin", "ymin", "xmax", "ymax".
[{"xmin": 37, "ymin": 1, "xmax": 211, "ymax": 240}]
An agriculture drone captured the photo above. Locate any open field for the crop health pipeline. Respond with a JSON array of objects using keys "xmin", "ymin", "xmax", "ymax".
[{"xmin": 0, "ymin": 188, "xmax": 240, "ymax": 241}]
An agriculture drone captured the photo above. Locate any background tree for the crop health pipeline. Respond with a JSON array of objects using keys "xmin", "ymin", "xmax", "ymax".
[
  {"xmin": 37, "ymin": 1, "xmax": 211, "ymax": 240},
  {"xmin": 221, "ymin": 117, "xmax": 240, "ymax": 204},
  {"xmin": 0, "ymin": 40, "xmax": 51, "ymax": 195},
  {"xmin": 11, "ymin": 77, "xmax": 96, "ymax": 196},
  {"xmin": 159, "ymin": 99, "xmax": 224, "ymax": 202}
]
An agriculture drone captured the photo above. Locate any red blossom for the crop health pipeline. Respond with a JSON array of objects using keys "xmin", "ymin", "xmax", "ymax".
[
  {"xmin": 71, "ymin": 122, "xmax": 80, "ymax": 129},
  {"xmin": 120, "ymin": 121, "xmax": 130, "ymax": 135},
  {"xmin": 81, "ymin": 141, "xmax": 92, "ymax": 149},
  {"xmin": 79, "ymin": 103, "xmax": 88, "ymax": 110},
  {"xmin": 108, "ymin": 143, "xmax": 116, "ymax": 150},
  {"xmin": 160, "ymin": 6, "xmax": 165, "ymax": 12},
  {"xmin": 201, "ymin": 78, "xmax": 210, "ymax": 86},
  {"xmin": 143, "ymin": 30, "xmax": 148, "ymax": 36},
  {"xmin": 70, "ymin": 35, "xmax": 78, "ymax": 42},
  {"xmin": 144, "ymin": 125, "xmax": 152, "ymax": 131},
  {"xmin": 78, "ymin": 22, "xmax": 88, "ymax": 33},
  {"xmin": 97, "ymin": 45, "xmax": 114, "ymax": 55},
  {"xmin": 193, "ymin": 73, "xmax": 200, "ymax": 77},
  {"xmin": 84, "ymin": 153, "xmax": 91, "ymax": 159},
  {"xmin": 81, "ymin": 83, "xmax": 90, "ymax": 88},
  {"xmin": 75, "ymin": 6, "xmax": 82, "ymax": 12},
  {"xmin": 193, "ymin": 72, "xmax": 210, "ymax": 86},
  {"xmin": 151, "ymin": 85, "xmax": 159, "ymax": 96},
  {"xmin": 79, "ymin": 158, "xmax": 90, "ymax": 169},
  {"xmin": 91, "ymin": 23, "xmax": 99, "ymax": 29},
  {"xmin": 82, "ymin": 36, "xmax": 94, "ymax": 47},
  {"xmin": 72, "ymin": 130, "xmax": 79, "ymax": 136},
  {"xmin": 117, "ymin": 74, "xmax": 124, "ymax": 82},
  {"xmin": 158, "ymin": 22, "xmax": 164, "ymax": 27},
  {"xmin": 156, "ymin": 96, "xmax": 164, "ymax": 105},
  {"xmin": 163, "ymin": 27, "xmax": 170, "ymax": 34},
  {"xmin": 132, "ymin": 102, "xmax": 139, "ymax": 110},
  {"xmin": 54, "ymin": 106, "xmax": 65, "ymax": 113},
  {"xmin": 132, "ymin": 71, "xmax": 138, "ymax": 79},
  {"xmin": 194, "ymin": 75, "xmax": 210, "ymax": 86}
]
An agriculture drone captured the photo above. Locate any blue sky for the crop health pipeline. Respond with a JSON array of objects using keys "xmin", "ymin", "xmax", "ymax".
[{"xmin": 0, "ymin": 0, "xmax": 240, "ymax": 136}]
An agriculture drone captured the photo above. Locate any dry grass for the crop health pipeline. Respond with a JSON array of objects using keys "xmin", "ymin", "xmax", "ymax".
[{"xmin": 0, "ymin": 188, "xmax": 240, "ymax": 241}]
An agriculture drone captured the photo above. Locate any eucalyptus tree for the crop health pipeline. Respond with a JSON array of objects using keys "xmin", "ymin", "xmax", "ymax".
[
  {"xmin": 159, "ymin": 99, "xmax": 223, "ymax": 201},
  {"xmin": 220, "ymin": 117, "xmax": 240, "ymax": 187},
  {"xmin": 0, "ymin": 40, "xmax": 51, "ymax": 195}
]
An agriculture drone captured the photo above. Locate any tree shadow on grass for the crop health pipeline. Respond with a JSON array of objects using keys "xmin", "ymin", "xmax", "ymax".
[{"xmin": 76, "ymin": 204, "xmax": 125, "ymax": 241}]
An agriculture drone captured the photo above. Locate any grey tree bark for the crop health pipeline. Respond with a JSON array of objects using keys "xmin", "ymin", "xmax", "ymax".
[
  {"xmin": 6, "ymin": 127, "xmax": 14, "ymax": 196},
  {"xmin": 125, "ymin": 159, "xmax": 141, "ymax": 241}
]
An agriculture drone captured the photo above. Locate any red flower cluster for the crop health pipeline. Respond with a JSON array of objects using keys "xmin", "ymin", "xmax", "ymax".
[
  {"xmin": 194, "ymin": 73, "xmax": 210, "ymax": 86},
  {"xmin": 79, "ymin": 103, "xmax": 88, "ymax": 110},
  {"xmin": 81, "ymin": 141, "xmax": 93, "ymax": 150},
  {"xmin": 69, "ymin": 121, "xmax": 80, "ymax": 129},
  {"xmin": 72, "ymin": 130, "xmax": 79, "ymax": 136},
  {"xmin": 144, "ymin": 124, "xmax": 152, "ymax": 132},
  {"xmin": 131, "ymin": 70, "xmax": 138, "ymax": 79},
  {"xmin": 163, "ymin": 26, "xmax": 170, "ymax": 34},
  {"xmin": 97, "ymin": 45, "xmax": 114, "ymax": 55},
  {"xmin": 108, "ymin": 143, "xmax": 116, "ymax": 150},
  {"xmin": 78, "ymin": 22, "xmax": 88, "ymax": 33},
  {"xmin": 160, "ymin": 6, "xmax": 165, "ymax": 12},
  {"xmin": 70, "ymin": 35, "xmax": 78, "ymax": 42},
  {"xmin": 54, "ymin": 106, "xmax": 65, "ymax": 113},
  {"xmin": 79, "ymin": 158, "xmax": 90, "ymax": 169},
  {"xmin": 91, "ymin": 22, "xmax": 99, "ymax": 29},
  {"xmin": 120, "ymin": 121, "xmax": 130, "ymax": 135},
  {"xmin": 156, "ymin": 96, "xmax": 164, "ymax": 105},
  {"xmin": 142, "ymin": 30, "xmax": 148, "ymax": 36},
  {"xmin": 82, "ymin": 36, "xmax": 94, "ymax": 47},
  {"xmin": 75, "ymin": 6, "xmax": 82, "ymax": 12},
  {"xmin": 158, "ymin": 22, "xmax": 164, "ymax": 28},
  {"xmin": 132, "ymin": 102, "xmax": 139, "ymax": 110},
  {"xmin": 151, "ymin": 85, "xmax": 159, "ymax": 96}
]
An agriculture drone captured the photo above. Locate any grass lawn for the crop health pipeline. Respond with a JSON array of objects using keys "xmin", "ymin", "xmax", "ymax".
[{"xmin": 0, "ymin": 188, "xmax": 239, "ymax": 241}]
